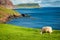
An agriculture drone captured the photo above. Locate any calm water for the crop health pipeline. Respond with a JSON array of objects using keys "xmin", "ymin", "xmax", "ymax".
[{"xmin": 7, "ymin": 7, "xmax": 60, "ymax": 30}]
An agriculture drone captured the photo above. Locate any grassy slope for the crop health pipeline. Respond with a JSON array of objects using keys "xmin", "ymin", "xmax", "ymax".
[
  {"xmin": 0, "ymin": 24, "xmax": 60, "ymax": 40},
  {"xmin": 0, "ymin": 6, "xmax": 20, "ymax": 18}
]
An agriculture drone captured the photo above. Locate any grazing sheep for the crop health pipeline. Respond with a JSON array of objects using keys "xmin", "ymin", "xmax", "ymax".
[{"xmin": 41, "ymin": 26, "xmax": 52, "ymax": 34}]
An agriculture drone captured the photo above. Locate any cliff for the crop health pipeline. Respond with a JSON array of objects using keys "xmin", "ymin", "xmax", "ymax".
[
  {"xmin": 0, "ymin": 6, "xmax": 21, "ymax": 23},
  {"xmin": 0, "ymin": 0, "xmax": 13, "ymax": 9},
  {"xmin": 0, "ymin": 0, "xmax": 22, "ymax": 23}
]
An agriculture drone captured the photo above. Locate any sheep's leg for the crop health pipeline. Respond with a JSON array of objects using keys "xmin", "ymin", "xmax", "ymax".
[{"xmin": 40, "ymin": 31, "xmax": 45, "ymax": 34}]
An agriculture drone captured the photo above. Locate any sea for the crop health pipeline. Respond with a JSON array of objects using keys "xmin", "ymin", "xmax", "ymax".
[{"xmin": 7, "ymin": 7, "xmax": 60, "ymax": 30}]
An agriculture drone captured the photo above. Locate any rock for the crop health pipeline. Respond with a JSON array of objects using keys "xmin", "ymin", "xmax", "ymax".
[{"xmin": 21, "ymin": 14, "xmax": 30, "ymax": 17}]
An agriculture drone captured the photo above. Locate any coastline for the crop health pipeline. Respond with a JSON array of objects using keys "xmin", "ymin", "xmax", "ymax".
[{"xmin": 0, "ymin": 6, "xmax": 22, "ymax": 23}]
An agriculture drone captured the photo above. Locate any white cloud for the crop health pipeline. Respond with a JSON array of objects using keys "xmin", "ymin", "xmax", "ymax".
[
  {"xmin": 38, "ymin": 0, "xmax": 60, "ymax": 7},
  {"xmin": 11, "ymin": 0, "xmax": 36, "ymax": 5},
  {"xmin": 10, "ymin": 0, "xmax": 60, "ymax": 7}
]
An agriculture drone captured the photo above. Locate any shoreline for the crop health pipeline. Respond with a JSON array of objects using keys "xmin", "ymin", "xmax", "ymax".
[
  {"xmin": 0, "ymin": 14, "xmax": 22, "ymax": 23},
  {"xmin": 0, "ymin": 13, "xmax": 30, "ymax": 23}
]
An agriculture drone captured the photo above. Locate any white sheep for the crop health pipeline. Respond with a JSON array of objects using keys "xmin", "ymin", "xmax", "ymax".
[{"xmin": 41, "ymin": 26, "xmax": 52, "ymax": 34}]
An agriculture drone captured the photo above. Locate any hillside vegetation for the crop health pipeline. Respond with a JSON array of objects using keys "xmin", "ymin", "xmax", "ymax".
[
  {"xmin": 0, "ymin": 6, "xmax": 21, "ymax": 23},
  {"xmin": 15, "ymin": 3, "xmax": 40, "ymax": 8},
  {"xmin": 0, "ymin": 24, "xmax": 60, "ymax": 40},
  {"xmin": 0, "ymin": 6, "xmax": 20, "ymax": 18}
]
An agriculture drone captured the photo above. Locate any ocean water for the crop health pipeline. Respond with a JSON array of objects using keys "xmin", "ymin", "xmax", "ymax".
[{"xmin": 7, "ymin": 7, "xmax": 60, "ymax": 30}]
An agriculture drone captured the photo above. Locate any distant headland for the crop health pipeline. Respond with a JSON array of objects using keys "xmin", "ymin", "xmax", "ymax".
[{"xmin": 14, "ymin": 3, "xmax": 40, "ymax": 9}]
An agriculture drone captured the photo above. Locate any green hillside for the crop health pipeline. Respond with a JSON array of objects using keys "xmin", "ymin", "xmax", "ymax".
[
  {"xmin": 0, "ymin": 24, "xmax": 60, "ymax": 40},
  {"xmin": 0, "ymin": 6, "xmax": 21, "ymax": 23},
  {"xmin": 0, "ymin": 6, "xmax": 20, "ymax": 18}
]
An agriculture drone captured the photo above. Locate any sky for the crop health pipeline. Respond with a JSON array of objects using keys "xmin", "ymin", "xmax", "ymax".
[{"xmin": 10, "ymin": 0, "xmax": 60, "ymax": 7}]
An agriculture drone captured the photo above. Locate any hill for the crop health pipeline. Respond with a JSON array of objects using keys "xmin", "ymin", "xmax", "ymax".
[
  {"xmin": 15, "ymin": 3, "xmax": 40, "ymax": 8},
  {"xmin": 0, "ymin": 6, "xmax": 21, "ymax": 23},
  {"xmin": 0, "ymin": 24, "xmax": 60, "ymax": 40}
]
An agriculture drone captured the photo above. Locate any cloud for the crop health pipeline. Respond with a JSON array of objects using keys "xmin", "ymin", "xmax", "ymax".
[
  {"xmin": 10, "ymin": 0, "xmax": 60, "ymax": 7},
  {"xmin": 11, "ymin": 0, "xmax": 36, "ymax": 5},
  {"xmin": 39, "ymin": 0, "xmax": 60, "ymax": 7}
]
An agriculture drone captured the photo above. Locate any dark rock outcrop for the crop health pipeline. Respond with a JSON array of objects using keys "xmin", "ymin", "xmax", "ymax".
[{"xmin": 21, "ymin": 14, "xmax": 30, "ymax": 17}]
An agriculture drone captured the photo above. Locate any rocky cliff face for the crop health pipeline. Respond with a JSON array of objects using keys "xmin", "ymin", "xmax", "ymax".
[
  {"xmin": 0, "ymin": 0, "xmax": 13, "ymax": 9},
  {"xmin": 0, "ymin": 6, "xmax": 21, "ymax": 23}
]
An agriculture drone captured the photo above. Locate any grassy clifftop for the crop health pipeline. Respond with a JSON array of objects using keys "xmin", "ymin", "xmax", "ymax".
[
  {"xmin": 0, "ymin": 6, "xmax": 20, "ymax": 18},
  {"xmin": 0, "ymin": 24, "xmax": 60, "ymax": 40},
  {"xmin": 0, "ymin": 6, "xmax": 21, "ymax": 23}
]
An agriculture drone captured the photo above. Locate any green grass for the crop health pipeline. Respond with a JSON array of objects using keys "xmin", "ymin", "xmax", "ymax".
[
  {"xmin": 0, "ymin": 24, "xmax": 60, "ymax": 40},
  {"xmin": 0, "ymin": 6, "xmax": 20, "ymax": 18}
]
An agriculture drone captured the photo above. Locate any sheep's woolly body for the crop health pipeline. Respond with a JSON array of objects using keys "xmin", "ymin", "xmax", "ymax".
[{"xmin": 41, "ymin": 26, "xmax": 52, "ymax": 34}]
